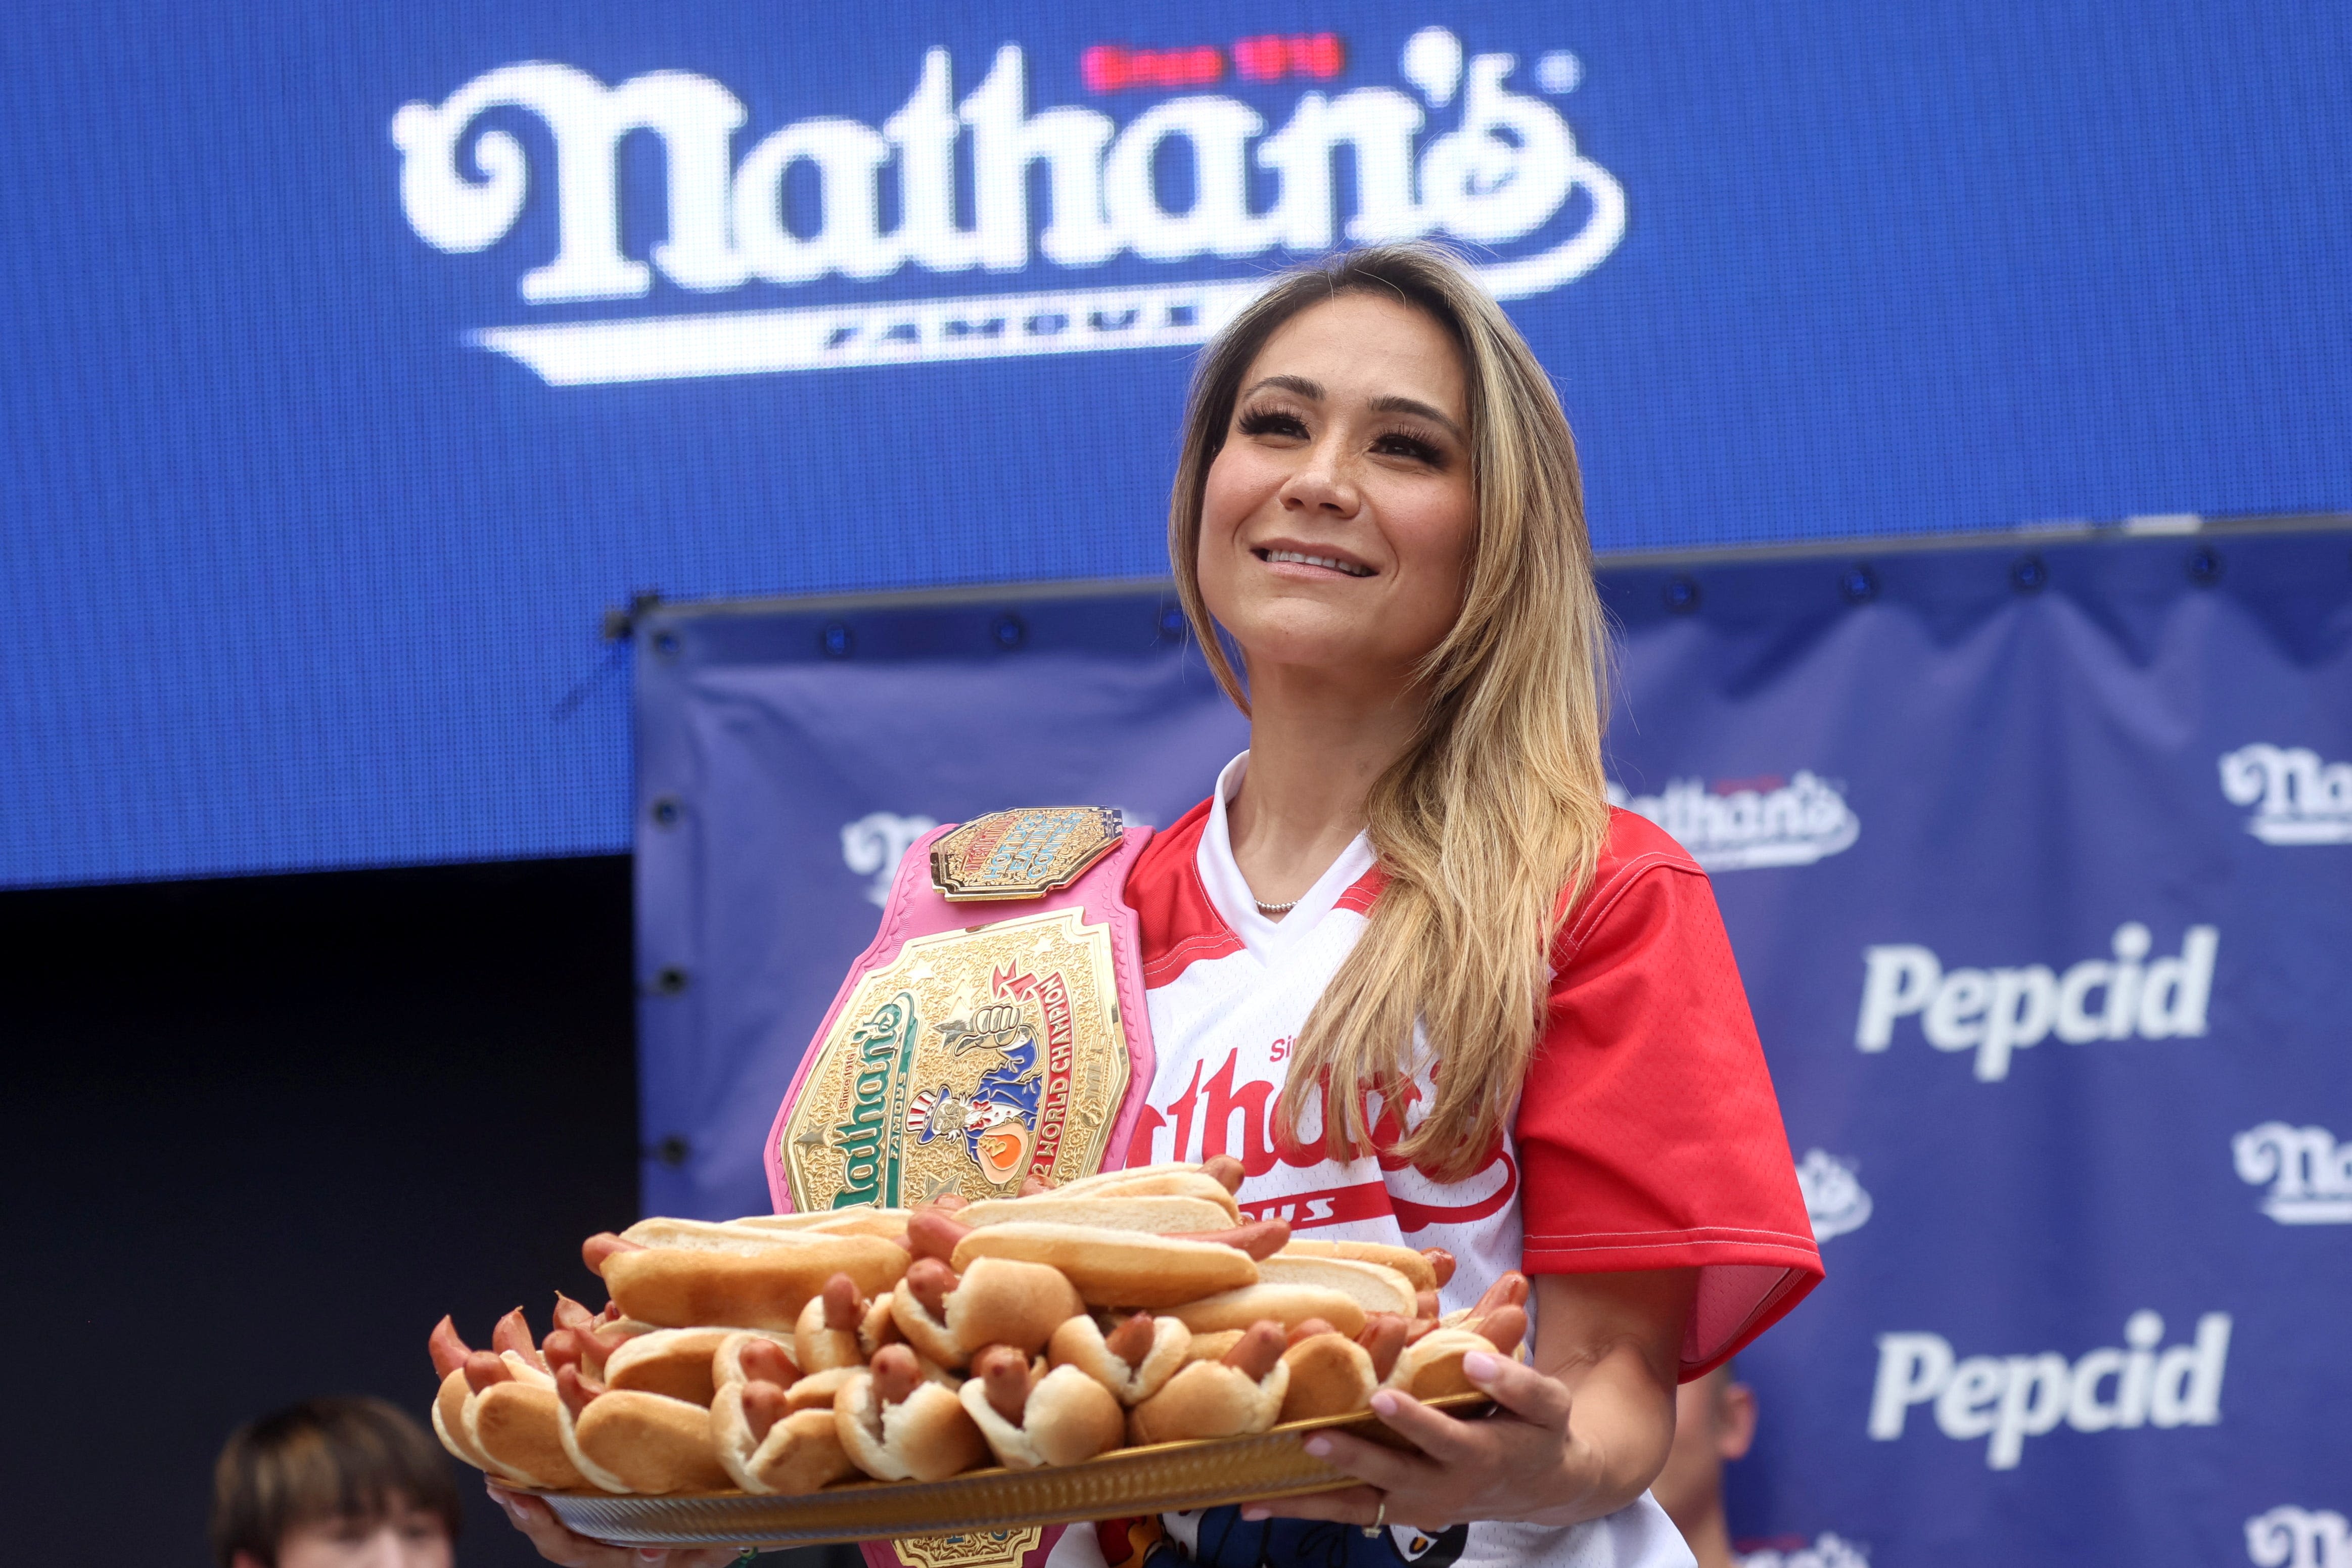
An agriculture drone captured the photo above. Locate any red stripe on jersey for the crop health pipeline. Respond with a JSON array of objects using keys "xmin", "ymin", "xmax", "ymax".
[{"xmin": 1127, "ymin": 798, "xmax": 1244, "ymax": 987}]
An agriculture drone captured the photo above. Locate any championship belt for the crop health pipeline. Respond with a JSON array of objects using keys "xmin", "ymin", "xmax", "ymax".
[
  {"xmin": 766, "ymin": 808, "xmax": 1158, "ymax": 1568},
  {"xmin": 766, "ymin": 804, "xmax": 1156, "ymax": 1216}
]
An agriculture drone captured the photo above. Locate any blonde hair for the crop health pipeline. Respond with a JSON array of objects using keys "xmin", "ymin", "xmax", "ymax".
[{"xmin": 1168, "ymin": 243, "xmax": 1612, "ymax": 1180}]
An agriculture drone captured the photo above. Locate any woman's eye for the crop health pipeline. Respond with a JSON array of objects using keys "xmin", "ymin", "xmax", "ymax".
[
  {"xmin": 1237, "ymin": 408, "xmax": 1308, "ymax": 440},
  {"xmin": 1375, "ymin": 432, "xmax": 1446, "ymax": 466}
]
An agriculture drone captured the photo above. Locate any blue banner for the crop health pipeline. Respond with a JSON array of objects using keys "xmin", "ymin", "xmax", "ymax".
[
  {"xmin": 635, "ymin": 521, "xmax": 2351, "ymax": 1566},
  {"xmin": 9, "ymin": 3, "xmax": 2352, "ymax": 886}
]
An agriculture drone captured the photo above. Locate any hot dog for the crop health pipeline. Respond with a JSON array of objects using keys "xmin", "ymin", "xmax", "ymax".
[
  {"xmin": 599, "ymin": 1325, "xmax": 792, "ymax": 1407},
  {"xmin": 1276, "ymin": 1319, "xmax": 1378, "ymax": 1423},
  {"xmin": 1167, "ymin": 1281, "xmax": 1367, "ymax": 1339},
  {"xmin": 598, "ymin": 1228, "xmax": 909, "ymax": 1331},
  {"xmin": 1046, "ymin": 1309, "xmax": 1192, "ymax": 1406},
  {"xmin": 1250, "ymin": 1255, "xmax": 1418, "ymax": 1318},
  {"xmin": 948, "ymin": 1223, "xmax": 1260, "ymax": 1308},
  {"xmin": 1382, "ymin": 1273, "xmax": 1531, "ymax": 1398},
  {"xmin": 1127, "ymin": 1320, "xmax": 1291, "ymax": 1444},
  {"xmin": 1276, "ymin": 1239, "xmax": 1455, "ymax": 1295},
  {"xmin": 710, "ymin": 1331, "xmax": 856, "ymax": 1495},
  {"xmin": 955, "ymin": 1193, "xmax": 1243, "ymax": 1237},
  {"xmin": 553, "ymin": 1361, "xmax": 731, "ymax": 1494},
  {"xmin": 425, "ymin": 1312, "xmax": 586, "ymax": 1490},
  {"xmin": 889, "ymin": 1255, "xmax": 1085, "ymax": 1370},
  {"xmin": 835, "ymin": 1345, "xmax": 988, "ymax": 1483},
  {"xmin": 1037, "ymin": 1162, "xmax": 1244, "ymax": 1221},
  {"xmin": 795, "ymin": 1271, "xmax": 886, "ymax": 1373},
  {"xmin": 957, "ymin": 1345, "xmax": 1126, "ymax": 1469}
]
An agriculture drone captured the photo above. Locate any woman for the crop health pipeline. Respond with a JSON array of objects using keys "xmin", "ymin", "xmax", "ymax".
[{"xmin": 497, "ymin": 242, "xmax": 1821, "ymax": 1568}]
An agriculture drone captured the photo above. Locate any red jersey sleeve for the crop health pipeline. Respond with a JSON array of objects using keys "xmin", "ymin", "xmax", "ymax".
[{"xmin": 1514, "ymin": 809, "xmax": 1824, "ymax": 1377}]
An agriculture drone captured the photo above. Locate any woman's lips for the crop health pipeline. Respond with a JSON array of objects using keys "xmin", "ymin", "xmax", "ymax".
[{"xmin": 1256, "ymin": 547, "xmax": 1375, "ymax": 578}]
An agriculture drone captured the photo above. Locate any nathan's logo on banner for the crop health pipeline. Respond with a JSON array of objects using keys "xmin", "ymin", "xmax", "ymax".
[
  {"xmin": 2221, "ymin": 743, "xmax": 2352, "ymax": 845},
  {"xmin": 389, "ymin": 26, "xmax": 1624, "ymax": 383},
  {"xmin": 2234, "ymin": 1122, "xmax": 2352, "ymax": 1224},
  {"xmin": 1794, "ymin": 1149, "xmax": 1872, "ymax": 1243},
  {"xmin": 1733, "ymin": 1536, "xmax": 1870, "ymax": 1568},
  {"xmin": 842, "ymin": 811, "xmax": 939, "ymax": 906},
  {"xmin": 1607, "ymin": 771, "xmax": 1859, "ymax": 871},
  {"xmin": 1869, "ymin": 1310, "xmax": 2232, "ymax": 1470},
  {"xmin": 2246, "ymin": 1506, "xmax": 2352, "ymax": 1568},
  {"xmin": 1855, "ymin": 921, "xmax": 2219, "ymax": 1081}
]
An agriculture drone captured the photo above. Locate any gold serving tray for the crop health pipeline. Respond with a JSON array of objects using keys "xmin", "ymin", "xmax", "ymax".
[{"xmin": 535, "ymin": 1394, "xmax": 1492, "ymax": 1549}]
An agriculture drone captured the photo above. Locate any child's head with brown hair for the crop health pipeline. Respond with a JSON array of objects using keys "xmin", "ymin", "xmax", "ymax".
[{"xmin": 211, "ymin": 1396, "xmax": 462, "ymax": 1568}]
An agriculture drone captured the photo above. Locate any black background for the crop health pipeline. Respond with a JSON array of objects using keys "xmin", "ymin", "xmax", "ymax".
[{"xmin": 5, "ymin": 856, "xmax": 850, "ymax": 1567}]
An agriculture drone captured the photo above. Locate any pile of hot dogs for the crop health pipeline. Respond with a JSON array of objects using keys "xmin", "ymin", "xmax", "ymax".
[{"xmin": 429, "ymin": 1158, "xmax": 1529, "ymax": 1497}]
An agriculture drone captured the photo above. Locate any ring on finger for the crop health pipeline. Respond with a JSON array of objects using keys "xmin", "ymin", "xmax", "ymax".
[{"xmin": 1362, "ymin": 1495, "xmax": 1387, "ymax": 1539}]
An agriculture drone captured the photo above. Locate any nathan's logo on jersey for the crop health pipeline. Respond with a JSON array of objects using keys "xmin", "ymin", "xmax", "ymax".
[
  {"xmin": 1855, "ymin": 921, "xmax": 2218, "ymax": 1082},
  {"xmin": 2234, "ymin": 1122, "xmax": 2352, "ymax": 1225},
  {"xmin": 1606, "ymin": 771, "xmax": 1858, "ymax": 871},
  {"xmin": 2221, "ymin": 744, "xmax": 2352, "ymax": 845},
  {"xmin": 2246, "ymin": 1505, "xmax": 2352, "ymax": 1568},
  {"xmin": 1869, "ymin": 1310, "xmax": 2232, "ymax": 1470},
  {"xmin": 389, "ymin": 26, "xmax": 1623, "ymax": 383},
  {"xmin": 1794, "ymin": 1149, "xmax": 1871, "ymax": 1243},
  {"xmin": 842, "ymin": 812, "xmax": 939, "ymax": 906},
  {"xmin": 1734, "ymin": 1535, "xmax": 1870, "ymax": 1568}
]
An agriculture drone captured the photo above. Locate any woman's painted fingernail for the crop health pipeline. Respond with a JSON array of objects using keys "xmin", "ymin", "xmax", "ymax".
[
  {"xmin": 637, "ymin": 1551, "xmax": 667, "ymax": 1563},
  {"xmin": 1240, "ymin": 1506, "xmax": 1269, "ymax": 1521},
  {"xmin": 1463, "ymin": 1351, "xmax": 1497, "ymax": 1382},
  {"xmin": 1303, "ymin": 1436, "xmax": 1332, "ymax": 1458},
  {"xmin": 1369, "ymin": 1391, "xmax": 1400, "ymax": 1417}
]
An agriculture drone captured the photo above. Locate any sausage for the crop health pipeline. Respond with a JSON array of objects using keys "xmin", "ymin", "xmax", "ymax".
[
  {"xmin": 1420, "ymin": 1249, "xmax": 1457, "ymax": 1288},
  {"xmin": 1471, "ymin": 1304, "xmax": 1528, "ymax": 1357},
  {"xmin": 490, "ymin": 1307, "xmax": 537, "ymax": 1364},
  {"xmin": 870, "ymin": 1344, "xmax": 923, "ymax": 1405},
  {"xmin": 1285, "ymin": 1318, "xmax": 1338, "ymax": 1348},
  {"xmin": 973, "ymin": 1345, "xmax": 1032, "ymax": 1424},
  {"xmin": 428, "ymin": 1316, "xmax": 471, "ymax": 1379},
  {"xmin": 1222, "ymin": 1321, "xmax": 1286, "ymax": 1382},
  {"xmin": 822, "ymin": 1272, "xmax": 865, "ymax": 1332},
  {"xmin": 541, "ymin": 1328, "xmax": 583, "ymax": 1376},
  {"xmin": 905, "ymin": 1257, "xmax": 958, "ymax": 1318},
  {"xmin": 556, "ymin": 1363, "xmax": 602, "ymax": 1420},
  {"xmin": 1414, "ymin": 1289, "xmax": 1442, "ymax": 1319},
  {"xmin": 464, "ymin": 1350, "xmax": 513, "ymax": 1394},
  {"xmin": 741, "ymin": 1379, "xmax": 791, "ymax": 1445},
  {"xmin": 577, "ymin": 1325, "xmax": 624, "ymax": 1375},
  {"xmin": 598, "ymin": 1300, "xmax": 624, "ymax": 1324},
  {"xmin": 1470, "ymin": 1272, "xmax": 1530, "ymax": 1317},
  {"xmin": 1103, "ymin": 1311, "xmax": 1157, "ymax": 1367},
  {"xmin": 1357, "ymin": 1314, "xmax": 1410, "ymax": 1381},
  {"xmin": 551, "ymin": 1293, "xmax": 598, "ymax": 1335},
  {"xmin": 1017, "ymin": 1175, "xmax": 1052, "ymax": 1197},
  {"xmin": 1170, "ymin": 1218, "xmax": 1290, "ymax": 1261},
  {"xmin": 581, "ymin": 1232, "xmax": 642, "ymax": 1275},
  {"xmin": 907, "ymin": 1208, "xmax": 974, "ymax": 1263},
  {"xmin": 1404, "ymin": 1317, "xmax": 1439, "ymax": 1345},
  {"xmin": 1203, "ymin": 1155, "xmax": 1246, "ymax": 1193},
  {"xmin": 934, "ymin": 1192, "xmax": 972, "ymax": 1212},
  {"xmin": 738, "ymin": 1337, "xmax": 797, "ymax": 1387}
]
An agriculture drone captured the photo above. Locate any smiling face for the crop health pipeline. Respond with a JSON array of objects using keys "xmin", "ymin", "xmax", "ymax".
[{"xmin": 1196, "ymin": 291, "xmax": 1477, "ymax": 690}]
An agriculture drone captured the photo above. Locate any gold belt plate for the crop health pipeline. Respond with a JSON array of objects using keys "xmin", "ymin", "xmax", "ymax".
[
  {"xmin": 780, "ymin": 907, "xmax": 1131, "ymax": 1209},
  {"xmin": 930, "ymin": 807, "xmax": 1124, "ymax": 902}
]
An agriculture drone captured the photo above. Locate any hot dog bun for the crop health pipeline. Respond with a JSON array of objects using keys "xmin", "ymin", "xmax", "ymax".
[
  {"xmin": 1277, "ymin": 1332, "xmax": 1376, "ymax": 1423},
  {"xmin": 786, "ymin": 1365, "xmax": 859, "ymax": 1412},
  {"xmin": 1047, "ymin": 1165, "xmax": 1243, "ymax": 1221},
  {"xmin": 602, "ymin": 1326, "xmax": 780, "ymax": 1406},
  {"xmin": 468, "ymin": 1381, "xmax": 588, "ymax": 1490},
  {"xmin": 1383, "ymin": 1326, "xmax": 1504, "ymax": 1400},
  {"xmin": 728, "ymin": 1207, "xmax": 913, "ymax": 1239},
  {"xmin": 834, "ymin": 1366, "xmax": 988, "ymax": 1482},
  {"xmin": 1047, "ymin": 1312, "xmax": 1191, "ymax": 1405},
  {"xmin": 431, "ymin": 1369, "xmax": 520, "ymax": 1480},
  {"xmin": 1251, "ymin": 1255, "xmax": 1417, "ymax": 1318},
  {"xmin": 890, "ymin": 1256, "xmax": 1085, "ymax": 1368},
  {"xmin": 1168, "ymin": 1283, "xmax": 1366, "ymax": 1339},
  {"xmin": 950, "ymin": 1223, "xmax": 1257, "ymax": 1307},
  {"xmin": 1127, "ymin": 1325, "xmax": 1289, "ymax": 1445},
  {"xmin": 1278, "ymin": 1239, "xmax": 1441, "ymax": 1294},
  {"xmin": 711, "ymin": 1388, "xmax": 852, "ymax": 1495},
  {"xmin": 618, "ymin": 1217, "xmax": 825, "ymax": 1253},
  {"xmin": 567, "ymin": 1387, "xmax": 731, "ymax": 1493},
  {"xmin": 959, "ymin": 1361, "xmax": 1125, "ymax": 1469},
  {"xmin": 603, "ymin": 1234, "xmax": 908, "ymax": 1330}
]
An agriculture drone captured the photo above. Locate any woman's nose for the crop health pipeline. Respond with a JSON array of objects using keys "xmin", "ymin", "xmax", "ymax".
[{"xmin": 1278, "ymin": 437, "xmax": 1360, "ymax": 516}]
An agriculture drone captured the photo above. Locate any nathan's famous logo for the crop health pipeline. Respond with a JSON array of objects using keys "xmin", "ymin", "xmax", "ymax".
[
  {"xmin": 2234, "ymin": 1122, "xmax": 2352, "ymax": 1225},
  {"xmin": 830, "ymin": 991, "xmax": 923, "ymax": 1207},
  {"xmin": 2247, "ymin": 1506, "xmax": 2352, "ymax": 1568},
  {"xmin": 1856, "ymin": 921, "xmax": 2218, "ymax": 1082},
  {"xmin": 1607, "ymin": 771, "xmax": 1859, "ymax": 872},
  {"xmin": 2221, "ymin": 743, "xmax": 2352, "ymax": 845},
  {"xmin": 1793, "ymin": 1149, "xmax": 1871, "ymax": 1244},
  {"xmin": 841, "ymin": 811, "xmax": 939, "ymax": 906},
  {"xmin": 1870, "ymin": 1309, "xmax": 2232, "ymax": 1471},
  {"xmin": 390, "ymin": 26, "xmax": 1623, "ymax": 383}
]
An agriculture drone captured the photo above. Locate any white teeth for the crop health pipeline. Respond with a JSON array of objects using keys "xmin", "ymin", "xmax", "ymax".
[{"xmin": 1264, "ymin": 549, "xmax": 1373, "ymax": 577}]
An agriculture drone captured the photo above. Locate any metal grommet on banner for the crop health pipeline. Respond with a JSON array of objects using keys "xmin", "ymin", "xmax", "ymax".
[
  {"xmin": 651, "ymin": 628, "xmax": 682, "ymax": 659},
  {"xmin": 2186, "ymin": 546, "xmax": 2224, "ymax": 585},
  {"xmin": 991, "ymin": 613, "xmax": 1028, "ymax": 651},
  {"xmin": 651, "ymin": 796, "xmax": 681, "ymax": 827},
  {"xmin": 2010, "ymin": 555, "xmax": 2048, "ymax": 593},
  {"xmin": 820, "ymin": 621, "xmax": 854, "ymax": 659},
  {"xmin": 1838, "ymin": 564, "xmax": 1879, "ymax": 604},
  {"xmin": 1664, "ymin": 576, "xmax": 1700, "ymax": 614},
  {"xmin": 654, "ymin": 965, "xmax": 689, "ymax": 995}
]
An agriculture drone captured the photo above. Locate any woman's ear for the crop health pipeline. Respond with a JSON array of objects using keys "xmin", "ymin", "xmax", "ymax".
[{"xmin": 1717, "ymin": 1380, "xmax": 1759, "ymax": 1462}]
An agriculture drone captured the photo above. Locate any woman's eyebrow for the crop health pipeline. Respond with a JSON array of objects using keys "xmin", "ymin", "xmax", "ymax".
[
  {"xmin": 1240, "ymin": 374, "xmax": 1324, "ymax": 402},
  {"xmin": 1241, "ymin": 377, "xmax": 1465, "ymax": 440},
  {"xmin": 1369, "ymin": 394, "xmax": 1464, "ymax": 440}
]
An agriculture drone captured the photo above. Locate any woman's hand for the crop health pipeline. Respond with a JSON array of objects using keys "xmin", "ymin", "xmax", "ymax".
[
  {"xmin": 1243, "ymin": 1268, "xmax": 1696, "ymax": 1533},
  {"xmin": 487, "ymin": 1483, "xmax": 750, "ymax": 1568}
]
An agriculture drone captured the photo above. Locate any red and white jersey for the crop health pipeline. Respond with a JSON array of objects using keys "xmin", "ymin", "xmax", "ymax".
[{"xmin": 1046, "ymin": 753, "xmax": 1822, "ymax": 1568}]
